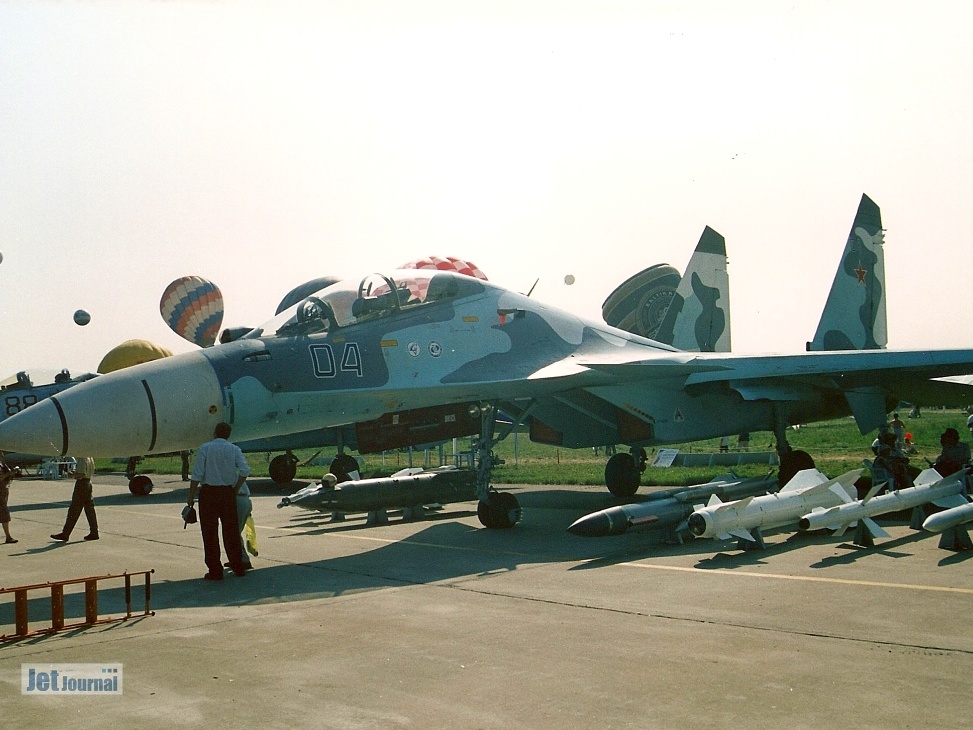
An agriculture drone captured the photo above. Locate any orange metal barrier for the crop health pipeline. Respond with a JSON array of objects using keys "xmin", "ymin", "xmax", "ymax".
[{"xmin": 1, "ymin": 570, "xmax": 154, "ymax": 641}]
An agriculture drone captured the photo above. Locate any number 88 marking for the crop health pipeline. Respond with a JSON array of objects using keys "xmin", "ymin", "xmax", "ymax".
[{"xmin": 5, "ymin": 394, "xmax": 37, "ymax": 416}]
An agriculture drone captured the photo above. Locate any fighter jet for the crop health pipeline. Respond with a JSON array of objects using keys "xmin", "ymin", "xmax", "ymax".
[{"xmin": 4, "ymin": 195, "xmax": 973, "ymax": 528}]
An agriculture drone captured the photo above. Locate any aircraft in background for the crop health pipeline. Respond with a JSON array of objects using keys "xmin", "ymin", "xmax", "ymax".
[
  {"xmin": 5, "ymin": 195, "xmax": 973, "ymax": 528},
  {"xmin": 0, "ymin": 368, "xmax": 97, "ymax": 470}
]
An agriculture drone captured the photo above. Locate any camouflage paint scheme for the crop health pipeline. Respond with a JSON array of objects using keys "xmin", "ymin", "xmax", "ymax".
[
  {"xmin": 653, "ymin": 226, "xmax": 730, "ymax": 353},
  {"xmin": 808, "ymin": 194, "xmax": 887, "ymax": 351},
  {"xmin": 3, "ymin": 196, "xmax": 973, "ymax": 472}
]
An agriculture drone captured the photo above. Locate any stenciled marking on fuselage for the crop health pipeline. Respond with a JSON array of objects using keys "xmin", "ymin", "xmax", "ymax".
[
  {"xmin": 309, "ymin": 342, "xmax": 364, "ymax": 378},
  {"xmin": 3, "ymin": 392, "xmax": 39, "ymax": 418}
]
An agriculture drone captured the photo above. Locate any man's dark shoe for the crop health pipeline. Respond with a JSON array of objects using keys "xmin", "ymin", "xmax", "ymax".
[
  {"xmin": 83, "ymin": 533, "xmax": 99, "ymax": 541},
  {"xmin": 203, "ymin": 572, "xmax": 223, "ymax": 581},
  {"xmin": 233, "ymin": 567, "xmax": 247, "ymax": 577},
  {"xmin": 50, "ymin": 533, "xmax": 68, "ymax": 542}
]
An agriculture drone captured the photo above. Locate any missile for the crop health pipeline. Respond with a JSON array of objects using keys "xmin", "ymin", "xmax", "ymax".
[
  {"xmin": 687, "ymin": 468, "xmax": 862, "ymax": 543},
  {"xmin": 277, "ymin": 467, "xmax": 477, "ymax": 514},
  {"xmin": 567, "ymin": 474, "xmax": 779, "ymax": 537},
  {"xmin": 799, "ymin": 467, "xmax": 969, "ymax": 539},
  {"xmin": 922, "ymin": 499, "xmax": 973, "ymax": 534}
]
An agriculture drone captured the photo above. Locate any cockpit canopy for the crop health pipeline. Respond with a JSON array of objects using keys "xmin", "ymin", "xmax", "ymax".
[
  {"xmin": 0, "ymin": 368, "xmax": 97, "ymax": 390},
  {"xmin": 249, "ymin": 270, "xmax": 486, "ymax": 339}
]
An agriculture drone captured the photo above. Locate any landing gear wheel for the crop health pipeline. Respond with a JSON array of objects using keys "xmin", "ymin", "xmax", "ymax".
[
  {"xmin": 269, "ymin": 454, "xmax": 298, "ymax": 484},
  {"xmin": 128, "ymin": 474, "xmax": 153, "ymax": 496},
  {"xmin": 777, "ymin": 449, "xmax": 815, "ymax": 487},
  {"xmin": 605, "ymin": 452, "xmax": 641, "ymax": 497},
  {"xmin": 477, "ymin": 499, "xmax": 498, "ymax": 529},
  {"xmin": 329, "ymin": 453, "xmax": 360, "ymax": 483},
  {"xmin": 477, "ymin": 492, "xmax": 521, "ymax": 529}
]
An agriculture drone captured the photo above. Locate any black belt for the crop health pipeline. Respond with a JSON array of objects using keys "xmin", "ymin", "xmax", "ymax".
[{"xmin": 202, "ymin": 484, "xmax": 233, "ymax": 488}]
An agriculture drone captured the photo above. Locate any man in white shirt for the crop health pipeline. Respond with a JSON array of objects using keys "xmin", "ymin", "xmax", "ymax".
[{"xmin": 188, "ymin": 422, "xmax": 250, "ymax": 580}]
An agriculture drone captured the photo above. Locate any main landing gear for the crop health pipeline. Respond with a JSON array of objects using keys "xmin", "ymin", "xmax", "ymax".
[
  {"xmin": 474, "ymin": 402, "xmax": 524, "ymax": 529},
  {"xmin": 604, "ymin": 446, "xmax": 648, "ymax": 497},
  {"xmin": 772, "ymin": 406, "xmax": 815, "ymax": 486},
  {"xmin": 269, "ymin": 451, "xmax": 299, "ymax": 484}
]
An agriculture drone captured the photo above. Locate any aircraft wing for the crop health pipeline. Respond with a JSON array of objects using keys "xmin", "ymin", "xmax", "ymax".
[
  {"xmin": 577, "ymin": 348, "xmax": 973, "ymax": 385},
  {"xmin": 521, "ymin": 347, "xmax": 973, "ymax": 447}
]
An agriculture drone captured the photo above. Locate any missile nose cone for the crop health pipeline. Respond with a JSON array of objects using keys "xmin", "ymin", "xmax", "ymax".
[
  {"xmin": 687, "ymin": 512, "xmax": 707, "ymax": 537},
  {"xmin": 568, "ymin": 505, "xmax": 633, "ymax": 537},
  {"xmin": 567, "ymin": 512, "xmax": 613, "ymax": 538}
]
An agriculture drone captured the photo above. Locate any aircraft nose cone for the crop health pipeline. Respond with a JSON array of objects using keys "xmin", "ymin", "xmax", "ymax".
[{"xmin": 0, "ymin": 350, "xmax": 225, "ymax": 458}]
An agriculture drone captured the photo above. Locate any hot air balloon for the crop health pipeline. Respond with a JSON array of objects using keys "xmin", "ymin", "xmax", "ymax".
[
  {"xmin": 73, "ymin": 309, "xmax": 91, "ymax": 326},
  {"xmin": 399, "ymin": 256, "xmax": 488, "ymax": 281},
  {"xmin": 160, "ymin": 276, "xmax": 224, "ymax": 347},
  {"xmin": 396, "ymin": 256, "xmax": 488, "ymax": 302},
  {"xmin": 97, "ymin": 339, "xmax": 174, "ymax": 374}
]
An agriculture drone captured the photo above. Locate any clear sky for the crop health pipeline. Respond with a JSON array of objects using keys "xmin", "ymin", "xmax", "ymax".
[{"xmin": 1, "ymin": 1, "xmax": 971, "ymax": 376}]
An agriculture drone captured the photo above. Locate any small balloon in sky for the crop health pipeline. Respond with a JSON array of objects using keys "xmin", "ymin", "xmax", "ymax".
[
  {"xmin": 564, "ymin": 274, "xmax": 576, "ymax": 285},
  {"xmin": 0, "ymin": 251, "xmax": 4, "ymax": 264},
  {"xmin": 73, "ymin": 309, "xmax": 91, "ymax": 326}
]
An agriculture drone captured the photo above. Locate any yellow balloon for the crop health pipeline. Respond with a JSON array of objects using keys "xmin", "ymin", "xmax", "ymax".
[{"xmin": 97, "ymin": 339, "xmax": 174, "ymax": 374}]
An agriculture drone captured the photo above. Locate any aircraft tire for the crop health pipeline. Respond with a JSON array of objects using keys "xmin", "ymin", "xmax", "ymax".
[
  {"xmin": 477, "ymin": 492, "xmax": 521, "ymax": 529},
  {"xmin": 477, "ymin": 499, "xmax": 498, "ymax": 528},
  {"xmin": 777, "ymin": 449, "xmax": 815, "ymax": 487},
  {"xmin": 605, "ymin": 452, "xmax": 640, "ymax": 497},
  {"xmin": 494, "ymin": 492, "xmax": 521, "ymax": 528},
  {"xmin": 128, "ymin": 474, "xmax": 153, "ymax": 496},
  {"xmin": 269, "ymin": 454, "xmax": 298, "ymax": 484},
  {"xmin": 329, "ymin": 453, "xmax": 360, "ymax": 483}
]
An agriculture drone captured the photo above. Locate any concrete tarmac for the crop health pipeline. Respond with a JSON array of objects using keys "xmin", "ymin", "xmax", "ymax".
[{"xmin": 2, "ymin": 472, "xmax": 972, "ymax": 728}]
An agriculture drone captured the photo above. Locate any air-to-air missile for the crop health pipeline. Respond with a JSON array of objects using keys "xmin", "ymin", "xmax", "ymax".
[
  {"xmin": 567, "ymin": 473, "xmax": 779, "ymax": 538},
  {"xmin": 686, "ymin": 468, "xmax": 862, "ymax": 548},
  {"xmin": 922, "ymin": 499, "xmax": 973, "ymax": 534},
  {"xmin": 798, "ymin": 467, "xmax": 968, "ymax": 546},
  {"xmin": 277, "ymin": 466, "xmax": 479, "ymax": 521}
]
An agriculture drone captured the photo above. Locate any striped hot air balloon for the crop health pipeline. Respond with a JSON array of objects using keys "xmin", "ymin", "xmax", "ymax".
[{"xmin": 160, "ymin": 276, "xmax": 224, "ymax": 347}]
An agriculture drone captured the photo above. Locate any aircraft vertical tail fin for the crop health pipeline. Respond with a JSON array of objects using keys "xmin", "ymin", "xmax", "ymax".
[
  {"xmin": 807, "ymin": 194, "xmax": 886, "ymax": 352},
  {"xmin": 655, "ymin": 226, "xmax": 731, "ymax": 352}
]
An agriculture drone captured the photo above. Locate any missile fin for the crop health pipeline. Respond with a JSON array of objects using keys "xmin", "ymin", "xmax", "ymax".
[
  {"xmin": 913, "ymin": 468, "xmax": 944, "ymax": 489},
  {"xmin": 833, "ymin": 522, "xmax": 851, "ymax": 537},
  {"xmin": 715, "ymin": 495, "xmax": 753, "ymax": 513},
  {"xmin": 862, "ymin": 517, "xmax": 890, "ymax": 538},
  {"xmin": 829, "ymin": 483, "xmax": 857, "ymax": 503},
  {"xmin": 860, "ymin": 483, "xmax": 883, "ymax": 503},
  {"xmin": 705, "ymin": 494, "xmax": 723, "ymax": 508},
  {"xmin": 780, "ymin": 468, "xmax": 828, "ymax": 493},
  {"xmin": 729, "ymin": 529, "xmax": 755, "ymax": 542},
  {"xmin": 932, "ymin": 494, "xmax": 969, "ymax": 510}
]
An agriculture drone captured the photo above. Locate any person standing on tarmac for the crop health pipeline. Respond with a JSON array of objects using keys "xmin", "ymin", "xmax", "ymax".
[
  {"xmin": 187, "ymin": 422, "xmax": 250, "ymax": 580},
  {"xmin": 0, "ymin": 457, "xmax": 21, "ymax": 545},
  {"xmin": 51, "ymin": 457, "xmax": 99, "ymax": 542}
]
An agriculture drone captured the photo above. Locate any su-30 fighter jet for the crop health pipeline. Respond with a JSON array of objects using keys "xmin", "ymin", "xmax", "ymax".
[{"xmin": 4, "ymin": 195, "xmax": 973, "ymax": 529}]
